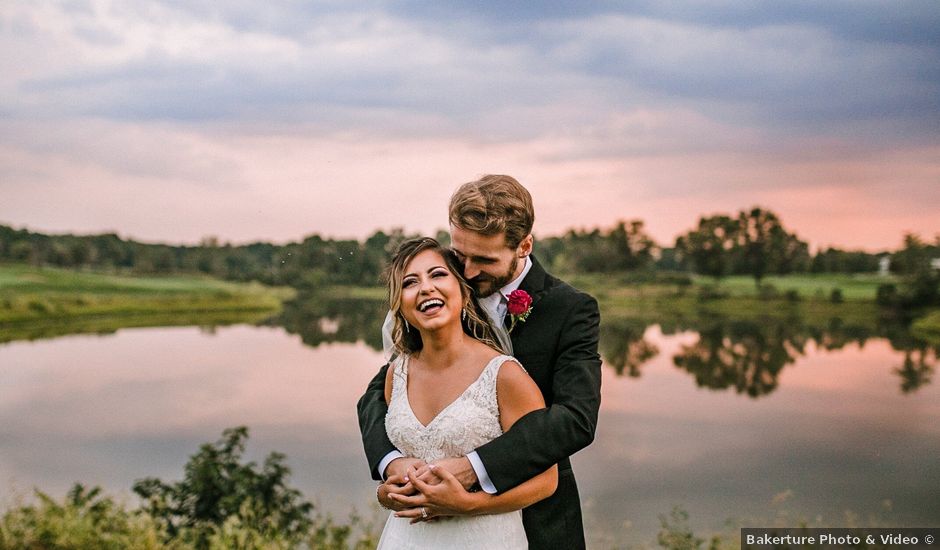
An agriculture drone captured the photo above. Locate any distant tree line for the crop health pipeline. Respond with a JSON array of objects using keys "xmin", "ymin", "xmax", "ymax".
[
  {"xmin": 0, "ymin": 208, "xmax": 935, "ymax": 289},
  {"xmin": 875, "ymin": 233, "xmax": 940, "ymax": 309}
]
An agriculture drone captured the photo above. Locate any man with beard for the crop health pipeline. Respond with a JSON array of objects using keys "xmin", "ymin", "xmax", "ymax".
[{"xmin": 358, "ymin": 174, "xmax": 601, "ymax": 549}]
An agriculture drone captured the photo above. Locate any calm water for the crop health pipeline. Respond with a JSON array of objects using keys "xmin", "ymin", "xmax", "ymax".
[{"xmin": 1, "ymin": 308, "xmax": 939, "ymax": 548}]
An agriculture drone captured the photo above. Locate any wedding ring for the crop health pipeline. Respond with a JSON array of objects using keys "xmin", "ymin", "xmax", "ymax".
[{"xmin": 421, "ymin": 507, "xmax": 428, "ymax": 519}]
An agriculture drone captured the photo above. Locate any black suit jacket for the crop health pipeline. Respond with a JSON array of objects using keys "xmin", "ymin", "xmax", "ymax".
[{"xmin": 357, "ymin": 256, "xmax": 602, "ymax": 550}]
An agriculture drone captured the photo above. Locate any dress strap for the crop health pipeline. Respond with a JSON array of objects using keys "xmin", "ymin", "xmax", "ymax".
[
  {"xmin": 476, "ymin": 354, "xmax": 519, "ymax": 396},
  {"xmin": 390, "ymin": 354, "xmax": 409, "ymax": 399}
]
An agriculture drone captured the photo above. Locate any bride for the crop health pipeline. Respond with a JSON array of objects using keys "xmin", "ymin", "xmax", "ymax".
[{"xmin": 375, "ymin": 237, "xmax": 557, "ymax": 549}]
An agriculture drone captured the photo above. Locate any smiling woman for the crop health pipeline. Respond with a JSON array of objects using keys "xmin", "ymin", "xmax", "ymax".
[
  {"xmin": 365, "ymin": 237, "xmax": 558, "ymax": 549},
  {"xmin": 384, "ymin": 237, "xmax": 499, "ymax": 356}
]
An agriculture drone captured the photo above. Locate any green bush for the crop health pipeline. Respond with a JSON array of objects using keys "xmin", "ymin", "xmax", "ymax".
[
  {"xmin": 0, "ymin": 484, "xmax": 171, "ymax": 550},
  {"xmin": 1, "ymin": 428, "xmax": 379, "ymax": 550},
  {"xmin": 133, "ymin": 427, "xmax": 314, "ymax": 549},
  {"xmin": 877, "ymin": 283, "xmax": 898, "ymax": 306},
  {"xmin": 830, "ymin": 288, "xmax": 844, "ymax": 304},
  {"xmin": 657, "ymin": 507, "xmax": 722, "ymax": 550}
]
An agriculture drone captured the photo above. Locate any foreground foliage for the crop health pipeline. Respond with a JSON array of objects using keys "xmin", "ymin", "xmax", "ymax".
[
  {"xmin": 0, "ymin": 428, "xmax": 378, "ymax": 550},
  {"xmin": 0, "ymin": 484, "xmax": 168, "ymax": 550}
]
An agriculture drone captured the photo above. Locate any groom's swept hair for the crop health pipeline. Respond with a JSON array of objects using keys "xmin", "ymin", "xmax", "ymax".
[
  {"xmin": 449, "ymin": 174, "xmax": 534, "ymax": 249},
  {"xmin": 384, "ymin": 237, "xmax": 504, "ymax": 356}
]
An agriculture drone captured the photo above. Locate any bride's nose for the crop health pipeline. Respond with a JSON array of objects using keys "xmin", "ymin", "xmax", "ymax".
[{"xmin": 419, "ymin": 277, "xmax": 435, "ymax": 293}]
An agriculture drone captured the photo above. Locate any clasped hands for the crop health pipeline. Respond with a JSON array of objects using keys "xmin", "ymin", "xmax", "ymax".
[{"xmin": 377, "ymin": 457, "xmax": 481, "ymax": 524}]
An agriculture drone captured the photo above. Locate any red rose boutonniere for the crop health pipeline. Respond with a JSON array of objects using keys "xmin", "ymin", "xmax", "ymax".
[{"xmin": 506, "ymin": 289, "xmax": 533, "ymax": 333}]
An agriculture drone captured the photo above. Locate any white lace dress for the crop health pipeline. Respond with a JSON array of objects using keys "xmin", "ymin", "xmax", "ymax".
[{"xmin": 376, "ymin": 354, "xmax": 528, "ymax": 550}]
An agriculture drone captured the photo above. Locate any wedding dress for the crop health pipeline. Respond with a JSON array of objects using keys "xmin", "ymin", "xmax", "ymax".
[{"xmin": 376, "ymin": 354, "xmax": 528, "ymax": 549}]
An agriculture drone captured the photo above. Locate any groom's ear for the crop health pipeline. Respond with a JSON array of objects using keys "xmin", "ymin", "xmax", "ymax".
[{"xmin": 517, "ymin": 234, "xmax": 533, "ymax": 257}]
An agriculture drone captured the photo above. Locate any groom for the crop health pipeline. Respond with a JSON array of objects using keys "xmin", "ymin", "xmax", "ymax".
[{"xmin": 357, "ymin": 174, "xmax": 601, "ymax": 549}]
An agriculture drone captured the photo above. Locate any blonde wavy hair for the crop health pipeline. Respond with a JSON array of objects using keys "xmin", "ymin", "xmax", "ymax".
[{"xmin": 384, "ymin": 237, "xmax": 503, "ymax": 356}]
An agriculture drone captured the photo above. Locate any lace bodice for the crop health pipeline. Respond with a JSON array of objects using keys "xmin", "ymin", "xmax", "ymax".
[
  {"xmin": 377, "ymin": 353, "xmax": 529, "ymax": 550},
  {"xmin": 385, "ymin": 354, "xmax": 514, "ymax": 463}
]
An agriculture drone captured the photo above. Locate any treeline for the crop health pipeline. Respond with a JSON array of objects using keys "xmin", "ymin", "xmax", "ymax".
[
  {"xmin": 1, "ymin": 208, "xmax": 936, "ymax": 288},
  {"xmin": 0, "ymin": 224, "xmax": 421, "ymax": 288}
]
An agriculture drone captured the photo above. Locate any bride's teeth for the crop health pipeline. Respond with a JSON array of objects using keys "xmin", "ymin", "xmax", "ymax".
[{"xmin": 419, "ymin": 299, "xmax": 443, "ymax": 312}]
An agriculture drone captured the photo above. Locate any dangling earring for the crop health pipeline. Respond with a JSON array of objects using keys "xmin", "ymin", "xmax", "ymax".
[
  {"xmin": 404, "ymin": 322, "xmax": 410, "ymax": 333},
  {"xmin": 462, "ymin": 308, "xmax": 467, "ymax": 321}
]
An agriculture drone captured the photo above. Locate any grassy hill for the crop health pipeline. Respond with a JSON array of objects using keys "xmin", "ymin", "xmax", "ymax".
[{"xmin": 0, "ymin": 263, "xmax": 294, "ymax": 325}]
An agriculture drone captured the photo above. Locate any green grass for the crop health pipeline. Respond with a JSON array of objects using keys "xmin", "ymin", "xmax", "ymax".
[
  {"xmin": 565, "ymin": 271, "xmax": 895, "ymax": 301},
  {"xmin": 314, "ymin": 284, "xmax": 387, "ymax": 301},
  {"xmin": 0, "ymin": 263, "xmax": 295, "ymax": 326},
  {"xmin": 698, "ymin": 273, "xmax": 893, "ymax": 301},
  {"xmin": 558, "ymin": 271, "xmax": 898, "ymax": 328}
]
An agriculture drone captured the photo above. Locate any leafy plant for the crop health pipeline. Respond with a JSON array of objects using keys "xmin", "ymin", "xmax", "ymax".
[
  {"xmin": 133, "ymin": 427, "xmax": 313, "ymax": 549},
  {"xmin": 0, "ymin": 483, "xmax": 168, "ymax": 550}
]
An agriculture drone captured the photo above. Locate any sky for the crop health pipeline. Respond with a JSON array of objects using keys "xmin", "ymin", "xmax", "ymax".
[{"xmin": 1, "ymin": 1, "xmax": 938, "ymax": 251}]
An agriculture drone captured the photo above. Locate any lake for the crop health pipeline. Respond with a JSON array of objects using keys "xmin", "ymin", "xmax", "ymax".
[{"xmin": 1, "ymin": 300, "xmax": 938, "ymax": 548}]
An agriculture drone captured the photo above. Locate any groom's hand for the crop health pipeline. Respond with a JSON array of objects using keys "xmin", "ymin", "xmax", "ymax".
[
  {"xmin": 428, "ymin": 456, "xmax": 478, "ymax": 491},
  {"xmin": 384, "ymin": 457, "xmax": 426, "ymax": 481},
  {"xmin": 392, "ymin": 464, "xmax": 479, "ymax": 522}
]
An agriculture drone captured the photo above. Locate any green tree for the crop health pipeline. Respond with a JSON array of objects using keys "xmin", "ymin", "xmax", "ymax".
[
  {"xmin": 881, "ymin": 233, "xmax": 940, "ymax": 308},
  {"xmin": 810, "ymin": 247, "xmax": 881, "ymax": 273},
  {"xmin": 675, "ymin": 215, "xmax": 738, "ymax": 280},
  {"xmin": 734, "ymin": 207, "xmax": 809, "ymax": 285},
  {"xmin": 555, "ymin": 220, "xmax": 658, "ymax": 273},
  {"xmin": 608, "ymin": 220, "xmax": 657, "ymax": 270},
  {"xmin": 133, "ymin": 426, "xmax": 313, "ymax": 549}
]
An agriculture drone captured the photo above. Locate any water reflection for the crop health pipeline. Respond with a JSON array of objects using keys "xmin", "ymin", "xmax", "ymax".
[
  {"xmin": 265, "ymin": 295, "xmax": 387, "ymax": 351},
  {"xmin": 2, "ymin": 299, "xmax": 939, "ymax": 546},
  {"xmin": 896, "ymin": 348, "xmax": 935, "ymax": 393},
  {"xmin": 599, "ymin": 317, "xmax": 659, "ymax": 378},
  {"xmin": 269, "ymin": 293, "xmax": 938, "ymax": 396},
  {"xmin": 3, "ymin": 292, "xmax": 937, "ymax": 397},
  {"xmin": 672, "ymin": 317, "xmax": 807, "ymax": 397}
]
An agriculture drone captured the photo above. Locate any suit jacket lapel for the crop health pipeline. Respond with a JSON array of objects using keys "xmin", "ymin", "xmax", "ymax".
[{"xmin": 507, "ymin": 255, "xmax": 549, "ymax": 336}]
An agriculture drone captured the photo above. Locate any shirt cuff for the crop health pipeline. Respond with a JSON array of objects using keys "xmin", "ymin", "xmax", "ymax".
[
  {"xmin": 467, "ymin": 451, "xmax": 497, "ymax": 494},
  {"xmin": 378, "ymin": 450, "xmax": 405, "ymax": 481}
]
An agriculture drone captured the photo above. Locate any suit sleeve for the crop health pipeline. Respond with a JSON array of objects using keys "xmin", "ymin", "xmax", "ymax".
[
  {"xmin": 474, "ymin": 293, "xmax": 602, "ymax": 492},
  {"xmin": 357, "ymin": 362, "xmax": 396, "ymax": 480}
]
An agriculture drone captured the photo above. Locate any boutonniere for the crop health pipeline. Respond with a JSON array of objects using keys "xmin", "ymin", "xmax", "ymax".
[{"xmin": 506, "ymin": 289, "xmax": 533, "ymax": 333}]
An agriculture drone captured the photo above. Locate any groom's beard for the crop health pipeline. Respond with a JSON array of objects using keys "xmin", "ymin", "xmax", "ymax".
[{"xmin": 469, "ymin": 255, "xmax": 518, "ymax": 298}]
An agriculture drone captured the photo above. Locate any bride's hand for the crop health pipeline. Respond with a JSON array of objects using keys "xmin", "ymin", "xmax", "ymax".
[{"xmin": 391, "ymin": 464, "xmax": 482, "ymax": 523}]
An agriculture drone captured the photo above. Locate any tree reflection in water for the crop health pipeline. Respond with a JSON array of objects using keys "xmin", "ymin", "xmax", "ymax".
[
  {"xmin": 671, "ymin": 318, "xmax": 807, "ymax": 397},
  {"xmin": 596, "ymin": 311, "xmax": 937, "ymax": 397},
  {"xmin": 599, "ymin": 317, "xmax": 659, "ymax": 377},
  {"xmin": 266, "ymin": 294, "xmax": 388, "ymax": 352},
  {"xmin": 263, "ymin": 293, "xmax": 937, "ymax": 397},
  {"xmin": 896, "ymin": 348, "xmax": 935, "ymax": 393}
]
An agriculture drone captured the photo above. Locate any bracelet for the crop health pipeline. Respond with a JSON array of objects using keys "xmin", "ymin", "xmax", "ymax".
[{"xmin": 377, "ymin": 484, "xmax": 391, "ymax": 510}]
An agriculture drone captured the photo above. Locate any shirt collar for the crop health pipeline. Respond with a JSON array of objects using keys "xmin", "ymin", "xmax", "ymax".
[
  {"xmin": 479, "ymin": 255, "xmax": 532, "ymax": 311},
  {"xmin": 500, "ymin": 255, "xmax": 532, "ymax": 298}
]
